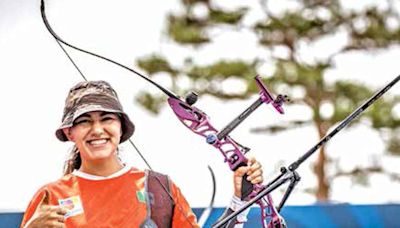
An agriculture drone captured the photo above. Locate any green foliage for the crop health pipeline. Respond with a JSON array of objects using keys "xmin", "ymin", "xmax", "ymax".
[
  {"xmin": 209, "ymin": 8, "xmax": 247, "ymax": 24},
  {"xmin": 134, "ymin": 0, "xmax": 400, "ymax": 199},
  {"xmin": 137, "ymin": 1, "xmax": 400, "ymax": 138},
  {"xmin": 135, "ymin": 92, "xmax": 166, "ymax": 115},
  {"xmin": 166, "ymin": 2, "xmax": 249, "ymax": 44},
  {"xmin": 367, "ymin": 99, "xmax": 399, "ymax": 129},
  {"xmin": 181, "ymin": 0, "xmax": 209, "ymax": 6},
  {"xmin": 273, "ymin": 60, "xmax": 327, "ymax": 88},
  {"xmin": 348, "ymin": 8, "xmax": 400, "ymax": 50},
  {"xmin": 137, "ymin": 55, "xmax": 178, "ymax": 75},
  {"xmin": 167, "ymin": 15, "xmax": 210, "ymax": 45},
  {"xmin": 255, "ymin": 12, "xmax": 332, "ymax": 46},
  {"xmin": 388, "ymin": 132, "xmax": 400, "ymax": 155},
  {"xmin": 330, "ymin": 82, "xmax": 372, "ymax": 123},
  {"xmin": 251, "ymin": 120, "xmax": 312, "ymax": 134},
  {"xmin": 187, "ymin": 60, "xmax": 257, "ymax": 80}
]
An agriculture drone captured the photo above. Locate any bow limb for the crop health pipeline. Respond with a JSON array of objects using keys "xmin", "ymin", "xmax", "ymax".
[
  {"xmin": 197, "ymin": 165, "xmax": 217, "ymax": 227},
  {"xmin": 40, "ymin": 0, "xmax": 179, "ymax": 99}
]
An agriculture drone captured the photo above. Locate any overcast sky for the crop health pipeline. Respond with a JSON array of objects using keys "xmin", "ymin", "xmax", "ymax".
[{"xmin": 1, "ymin": 0, "xmax": 400, "ymax": 212}]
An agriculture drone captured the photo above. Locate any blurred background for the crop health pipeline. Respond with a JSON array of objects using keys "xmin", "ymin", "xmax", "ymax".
[{"xmin": 1, "ymin": 0, "xmax": 400, "ymax": 227}]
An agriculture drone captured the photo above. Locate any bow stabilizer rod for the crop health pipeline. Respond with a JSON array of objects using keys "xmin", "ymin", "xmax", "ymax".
[{"xmin": 289, "ymin": 74, "xmax": 400, "ymax": 171}]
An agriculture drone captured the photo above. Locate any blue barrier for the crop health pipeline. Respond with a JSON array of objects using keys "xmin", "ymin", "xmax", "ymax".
[
  {"xmin": 2, "ymin": 204, "xmax": 399, "ymax": 227},
  {"xmin": 194, "ymin": 204, "xmax": 400, "ymax": 227},
  {"xmin": 0, "ymin": 213, "xmax": 23, "ymax": 228}
]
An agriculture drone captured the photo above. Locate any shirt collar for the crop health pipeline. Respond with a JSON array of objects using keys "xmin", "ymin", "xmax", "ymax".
[{"xmin": 72, "ymin": 165, "xmax": 131, "ymax": 180}]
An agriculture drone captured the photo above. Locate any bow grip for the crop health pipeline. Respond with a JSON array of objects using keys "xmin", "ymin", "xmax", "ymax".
[
  {"xmin": 241, "ymin": 174, "xmax": 254, "ymax": 200},
  {"xmin": 234, "ymin": 161, "xmax": 254, "ymax": 200}
]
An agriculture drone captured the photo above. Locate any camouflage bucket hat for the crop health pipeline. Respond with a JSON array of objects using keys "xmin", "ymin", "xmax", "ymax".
[{"xmin": 55, "ymin": 80, "xmax": 135, "ymax": 143}]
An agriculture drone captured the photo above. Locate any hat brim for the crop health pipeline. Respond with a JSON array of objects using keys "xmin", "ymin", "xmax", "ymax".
[{"xmin": 55, "ymin": 105, "xmax": 134, "ymax": 143}]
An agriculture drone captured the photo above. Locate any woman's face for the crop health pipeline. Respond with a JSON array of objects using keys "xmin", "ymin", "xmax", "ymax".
[{"xmin": 64, "ymin": 111, "xmax": 122, "ymax": 163}]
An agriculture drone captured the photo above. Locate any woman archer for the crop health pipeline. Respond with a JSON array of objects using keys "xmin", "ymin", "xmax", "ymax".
[{"xmin": 20, "ymin": 80, "xmax": 264, "ymax": 228}]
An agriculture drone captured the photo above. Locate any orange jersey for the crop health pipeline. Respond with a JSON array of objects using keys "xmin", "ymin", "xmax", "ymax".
[{"xmin": 20, "ymin": 167, "xmax": 199, "ymax": 228}]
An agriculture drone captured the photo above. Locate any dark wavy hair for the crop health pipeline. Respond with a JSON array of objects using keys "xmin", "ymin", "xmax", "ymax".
[{"xmin": 63, "ymin": 146, "xmax": 82, "ymax": 175}]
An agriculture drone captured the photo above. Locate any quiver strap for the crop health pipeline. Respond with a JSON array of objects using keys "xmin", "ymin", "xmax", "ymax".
[{"xmin": 147, "ymin": 170, "xmax": 175, "ymax": 228}]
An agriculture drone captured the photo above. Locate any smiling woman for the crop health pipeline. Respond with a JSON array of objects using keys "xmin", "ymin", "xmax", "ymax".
[
  {"xmin": 19, "ymin": 80, "xmax": 265, "ymax": 228},
  {"xmin": 63, "ymin": 111, "xmax": 124, "ymax": 176},
  {"xmin": 55, "ymin": 81, "xmax": 134, "ymax": 176}
]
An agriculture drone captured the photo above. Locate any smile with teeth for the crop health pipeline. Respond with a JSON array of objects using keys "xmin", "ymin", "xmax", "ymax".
[{"xmin": 87, "ymin": 139, "xmax": 109, "ymax": 146}]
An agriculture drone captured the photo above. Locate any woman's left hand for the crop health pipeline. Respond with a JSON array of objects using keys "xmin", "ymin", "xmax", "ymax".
[{"xmin": 233, "ymin": 157, "xmax": 263, "ymax": 199}]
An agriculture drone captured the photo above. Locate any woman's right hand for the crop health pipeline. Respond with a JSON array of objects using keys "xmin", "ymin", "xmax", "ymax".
[{"xmin": 24, "ymin": 190, "xmax": 67, "ymax": 228}]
